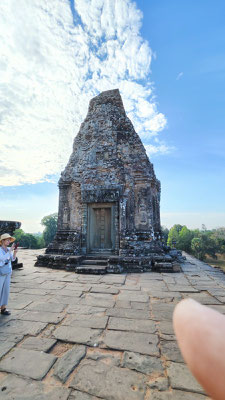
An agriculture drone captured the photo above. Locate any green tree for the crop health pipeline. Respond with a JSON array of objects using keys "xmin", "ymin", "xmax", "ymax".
[
  {"xmin": 13, "ymin": 229, "xmax": 43, "ymax": 249},
  {"xmin": 191, "ymin": 233, "xmax": 217, "ymax": 260},
  {"xmin": 177, "ymin": 226, "xmax": 194, "ymax": 252},
  {"xmin": 167, "ymin": 224, "xmax": 184, "ymax": 247},
  {"xmin": 41, "ymin": 213, "xmax": 58, "ymax": 246}
]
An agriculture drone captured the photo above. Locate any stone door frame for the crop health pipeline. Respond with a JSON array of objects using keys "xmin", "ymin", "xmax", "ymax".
[{"xmin": 86, "ymin": 202, "xmax": 118, "ymax": 254}]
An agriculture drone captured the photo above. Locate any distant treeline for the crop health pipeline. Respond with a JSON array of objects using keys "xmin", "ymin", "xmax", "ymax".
[
  {"xmin": 14, "ymin": 213, "xmax": 58, "ymax": 249},
  {"xmin": 162, "ymin": 224, "xmax": 225, "ymax": 261}
]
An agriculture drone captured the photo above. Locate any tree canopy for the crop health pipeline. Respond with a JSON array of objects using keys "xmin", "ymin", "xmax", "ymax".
[
  {"xmin": 166, "ymin": 224, "xmax": 225, "ymax": 260},
  {"xmin": 41, "ymin": 213, "xmax": 58, "ymax": 246}
]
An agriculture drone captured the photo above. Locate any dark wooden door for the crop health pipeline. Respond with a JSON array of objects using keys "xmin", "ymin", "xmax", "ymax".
[{"xmin": 89, "ymin": 206, "xmax": 112, "ymax": 250}]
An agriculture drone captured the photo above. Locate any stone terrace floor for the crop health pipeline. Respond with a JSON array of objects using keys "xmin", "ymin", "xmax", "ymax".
[{"xmin": 0, "ymin": 250, "xmax": 225, "ymax": 400}]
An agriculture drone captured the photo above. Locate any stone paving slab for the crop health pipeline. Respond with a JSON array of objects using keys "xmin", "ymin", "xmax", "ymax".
[
  {"xmin": 53, "ymin": 325, "xmax": 102, "ymax": 346},
  {"xmin": 103, "ymin": 330, "xmax": 159, "ymax": 356},
  {"xmin": 147, "ymin": 390, "xmax": 208, "ymax": 399},
  {"xmin": 20, "ymin": 337, "xmax": 57, "ymax": 352},
  {"xmin": 117, "ymin": 292, "xmax": 149, "ymax": 302},
  {"xmin": 151, "ymin": 303, "xmax": 177, "ymax": 321},
  {"xmin": 86, "ymin": 349, "xmax": 120, "ymax": 366},
  {"xmin": 106, "ymin": 307, "xmax": 150, "ymax": 319},
  {"xmin": 62, "ymin": 314, "xmax": 108, "ymax": 329},
  {"xmin": 160, "ymin": 340, "xmax": 184, "ymax": 362},
  {"xmin": 53, "ymin": 345, "xmax": 86, "ymax": 383},
  {"xmin": 0, "ymin": 333, "xmax": 24, "ymax": 343},
  {"xmin": 67, "ymin": 304, "xmax": 106, "ymax": 315},
  {"xmin": 122, "ymin": 351, "xmax": 164, "ymax": 375},
  {"xmin": 18, "ymin": 310, "xmax": 64, "ymax": 324},
  {"xmin": 70, "ymin": 359, "xmax": 146, "ymax": 400},
  {"xmin": 1, "ymin": 249, "xmax": 223, "ymax": 399},
  {"xmin": 90, "ymin": 285, "xmax": 119, "ymax": 294},
  {"xmin": 79, "ymin": 296, "xmax": 115, "ymax": 308},
  {"xmin": 0, "ymin": 319, "xmax": 47, "ymax": 335},
  {"xmin": 0, "ymin": 348, "xmax": 57, "ymax": 380},
  {"xmin": 0, "ymin": 375, "xmax": 71, "ymax": 400},
  {"xmin": 0, "ymin": 341, "xmax": 17, "ymax": 358},
  {"xmin": 26, "ymin": 301, "xmax": 66, "ymax": 313},
  {"xmin": 167, "ymin": 361, "xmax": 205, "ymax": 394},
  {"xmin": 54, "ymin": 289, "xmax": 83, "ymax": 297},
  {"xmin": 108, "ymin": 317, "xmax": 156, "ymax": 333},
  {"xmin": 69, "ymin": 390, "xmax": 101, "ymax": 399}
]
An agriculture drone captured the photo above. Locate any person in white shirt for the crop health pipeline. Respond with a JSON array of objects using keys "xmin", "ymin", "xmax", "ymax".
[{"xmin": 0, "ymin": 233, "xmax": 18, "ymax": 315}]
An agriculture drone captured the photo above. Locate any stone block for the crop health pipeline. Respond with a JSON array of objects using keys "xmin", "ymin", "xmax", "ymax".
[
  {"xmin": 108, "ymin": 317, "xmax": 156, "ymax": 333},
  {"xmin": 0, "ymin": 348, "xmax": 57, "ymax": 380},
  {"xmin": 122, "ymin": 351, "xmax": 164, "ymax": 375},
  {"xmin": 53, "ymin": 326, "xmax": 102, "ymax": 346},
  {"xmin": 167, "ymin": 361, "xmax": 205, "ymax": 394},
  {"xmin": 20, "ymin": 337, "xmax": 57, "ymax": 352},
  {"xmin": 69, "ymin": 359, "xmax": 146, "ymax": 400},
  {"xmin": 103, "ymin": 330, "xmax": 159, "ymax": 356},
  {"xmin": 0, "ymin": 374, "xmax": 70, "ymax": 400},
  {"xmin": 54, "ymin": 345, "xmax": 86, "ymax": 382}
]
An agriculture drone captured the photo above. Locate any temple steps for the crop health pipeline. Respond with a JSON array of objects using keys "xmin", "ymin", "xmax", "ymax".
[{"xmin": 75, "ymin": 255, "xmax": 109, "ymax": 274}]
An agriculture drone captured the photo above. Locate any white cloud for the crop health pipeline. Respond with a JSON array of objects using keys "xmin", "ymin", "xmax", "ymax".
[
  {"xmin": 144, "ymin": 143, "xmax": 174, "ymax": 157},
  {"xmin": 0, "ymin": 0, "xmax": 168, "ymax": 186}
]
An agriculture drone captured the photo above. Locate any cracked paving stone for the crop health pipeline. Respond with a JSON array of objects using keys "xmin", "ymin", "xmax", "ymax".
[
  {"xmin": 20, "ymin": 337, "xmax": 57, "ymax": 352},
  {"xmin": 103, "ymin": 330, "xmax": 159, "ymax": 356},
  {"xmin": 0, "ymin": 374, "xmax": 71, "ymax": 400},
  {"xmin": 108, "ymin": 317, "xmax": 156, "ymax": 333},
  {"xmin": 54, "ymin": 345, "xmax": 86, "ymax": 383},
  {"xmin": 69, "ymin": 359, "xmax": 146, "ymax": 400},
  {"xmin": 122, "ymin": 351, "xmax": 164, "ymax": 375},
  {"xmin": 167, "ymin": 361, "xmax": 205, "ymax": 394},
  {"xmin": 53, "ymin": 326, "xmax": 102, "ymax": 346},
  {"xmin": 0, "ymin": 348, "xmax": 57, "ymax": 380}
]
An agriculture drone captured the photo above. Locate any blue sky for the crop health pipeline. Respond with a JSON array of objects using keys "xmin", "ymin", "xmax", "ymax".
[{"xmin": 0, "ymin": 0, "xmax": 225, "ymax": 232}]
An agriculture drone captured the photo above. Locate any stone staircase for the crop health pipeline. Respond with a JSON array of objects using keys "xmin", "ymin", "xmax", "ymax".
[{"xmin": 75, "ymin": 254, "xmax": 110, "ymax": 274}]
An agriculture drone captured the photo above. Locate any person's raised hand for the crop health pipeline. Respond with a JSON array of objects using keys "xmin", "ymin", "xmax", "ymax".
[{"xmin": 173, "ymin": 298, "xmax": 225, "ymax": 400}]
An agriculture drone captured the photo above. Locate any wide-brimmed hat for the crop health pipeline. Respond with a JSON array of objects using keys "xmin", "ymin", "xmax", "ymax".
[{"xmin": 0, "ymin": 233, "xmax": 16, "ymax": 245}]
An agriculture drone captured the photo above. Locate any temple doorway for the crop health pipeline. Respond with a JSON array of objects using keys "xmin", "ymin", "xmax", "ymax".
[{"xmin": 87, "ymin": 203, "xmax": 116, "ymax": 252}]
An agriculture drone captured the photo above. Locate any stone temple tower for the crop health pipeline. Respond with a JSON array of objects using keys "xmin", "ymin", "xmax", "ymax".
[{"xmin": 36, "ymin": 89, "xmax": 181, "ymax": 273}]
